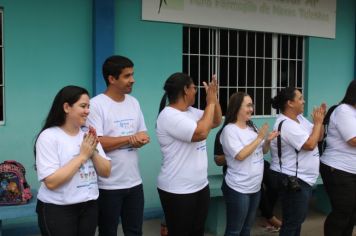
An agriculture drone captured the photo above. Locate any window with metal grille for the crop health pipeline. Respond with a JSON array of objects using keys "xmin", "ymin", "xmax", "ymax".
[
  {"xmin": 182, "ymin": 26, "xmax": 304, "ymax": 116},
  {"xmin": 0, "ymin": 9, "xmax": 3, "ymax": 124}
]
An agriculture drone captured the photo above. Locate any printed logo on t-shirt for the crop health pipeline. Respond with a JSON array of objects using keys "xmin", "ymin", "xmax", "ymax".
[
  {"xmin": 252, "ymin": 150, "xmax": 264, "ymax": 164},
  {"xmin": 114, "ymin": 119, "xmax": 135, "ymax": 135},
  {"xmin": 77, "ymin": 162, "xmax": 97, "ymax": 189},
  {"xmin": 196, "ymin": 142, "xmax": 207, "ymax": 151}
]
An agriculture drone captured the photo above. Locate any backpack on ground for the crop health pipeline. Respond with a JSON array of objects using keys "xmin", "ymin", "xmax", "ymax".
[
  {"xmin": 318, "ymin": 104, "xmax": 338, "ymax": 156},
  {"xmin": 0, "ymin": 160, "xmax": 32, "ymax": 205}
]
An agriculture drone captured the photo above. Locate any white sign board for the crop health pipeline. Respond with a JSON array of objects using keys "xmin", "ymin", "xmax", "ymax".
[{"xmin": 142, "ymin": 0, "xmax": 336, "ymax": 38}]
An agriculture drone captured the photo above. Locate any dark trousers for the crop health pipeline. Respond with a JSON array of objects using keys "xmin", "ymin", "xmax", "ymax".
[
  {"xmin": 259, "ymin": 161, "xmax": 279, "ymax": 220},
  {"xmin": 98, "ymin": 184, "xmax": 144, "ymax": 236},
  {"xmin": 222, "ymin": 180, "xmax": 261, "ymax": 236},
  {"xmin": 158, "ymin": 185, "xmax": 210, "ymax": 236},
  {"xmin": 36, "ymin": 199, "xmax": 98, "ymax": 236},
  {"xmin": 320, "ymin": 162, "xmax": 356, "ymax": 236},
  {"xmin": 269, "ymin": 170, "xmax": 312, "ymax": 236}
]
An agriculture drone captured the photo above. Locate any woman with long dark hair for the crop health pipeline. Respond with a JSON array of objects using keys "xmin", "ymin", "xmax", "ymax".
[
  {"xmin": 220, "ymin": 92, "xmax": 278, "ymax": 236},
  {"xmin": 269, "ymin": 87, "xmax": 325, "ymax": 236},
  {"xmin": 156, "ymin": 73, "xmax": 222, "ymax": 236},
  {"xmin": 320, "ymin": 80, "xmax": 356, "ymax": 236},
  {"xmin": 34, "ymin": 85, "xmax": 111, "ymax": 236}
]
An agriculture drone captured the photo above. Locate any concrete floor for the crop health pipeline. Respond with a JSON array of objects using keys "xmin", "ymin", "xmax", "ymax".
[
  {"xmin": 3, "ymin": 201, "xmax": 356, "ymax": 236},
  {"xmin": 118, "ymin": 209, "xmax": 354, "ymax": 236},
  {"xmin": 112, "ymin": 211, "xmax": 317, "ymax": 236},
  {"xmin": 113, "ymin": 200, "xmax": 356, "ymax": 236}
]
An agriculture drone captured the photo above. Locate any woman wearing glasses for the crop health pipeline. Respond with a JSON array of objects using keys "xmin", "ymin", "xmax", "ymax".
[{"xmin": 220, "ymin": 92, "xmax": 278, "ymax": 236}]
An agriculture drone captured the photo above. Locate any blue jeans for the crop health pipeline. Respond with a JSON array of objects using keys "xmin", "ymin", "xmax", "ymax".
[
  {"xmin": 272, "ymin": 172, "xmax": 313, "ymax": 236},
  {"xmin": 98, "ymin": 184, "xmax": 144, "ymax": 236},
  {"xmin": 222, "ymin": 180, "xmax": 261, "ymax": 236}
]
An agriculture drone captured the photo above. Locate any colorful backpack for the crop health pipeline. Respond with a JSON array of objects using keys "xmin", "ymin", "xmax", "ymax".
[{"xmin": 0, "ymin": 160, "xmax": 32, "ymax": 205}]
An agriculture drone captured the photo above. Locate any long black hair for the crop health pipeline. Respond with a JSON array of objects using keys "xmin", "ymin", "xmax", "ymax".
[
  {"xmin": 34, "ymin": 85, "xmax": 89, "ymax": 157},
  {"xmin": 271, "ymin": 87, "xmax": 297, "ymax": 113},
  {"xmin": 341, "ymin": 80, "xmax": 356, "ymax": 106},
  {"xmin": 158, "ymin": 72, "xmax": 193, "ymax": 114}
]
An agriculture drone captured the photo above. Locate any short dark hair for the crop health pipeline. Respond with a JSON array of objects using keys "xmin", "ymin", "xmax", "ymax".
[
  {"xmin": 271, "ymin": 87, "xmax": 298, "ymax": 112},
  {"xmin": 341, "ymin": 80, "xmax": 356, "ymax": 106},
  {"xmin": 102, "ymin": 55, "xmax": 134, "ymax": 86}
]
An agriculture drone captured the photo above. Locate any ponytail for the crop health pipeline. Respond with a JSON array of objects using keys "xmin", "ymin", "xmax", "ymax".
[
  {"xmin": 158, "ymin": 93, "xmax": 168, "ymax": 115},
  {"xmin": 271, "ymin": 87, "xmax": 297, "ymax": 112}
]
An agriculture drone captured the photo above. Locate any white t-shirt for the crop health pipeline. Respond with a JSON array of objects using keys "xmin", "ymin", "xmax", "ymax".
[
  {"xmin": 156, "ymin": 106, "xmax": 208, "ymax": 194},
  {"xmin": 321, "ymin": 104, "xmax": 356, "ymax": 173},
  {"xmin": 87, "ymin": 94, "xmax": 147, "ymax": 189},
  {"xmin": 36, "ymin": 127, "xmax": 109, "ymax": 205},
  {"xmin": 220, "ymin": 124, "xmax": 264, "ymax": 194},
  {"xmin": 270, "ymin": 114, "xmax": 320, "ymax": 186}
]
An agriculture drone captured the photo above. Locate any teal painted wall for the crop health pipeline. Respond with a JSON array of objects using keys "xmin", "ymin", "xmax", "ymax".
[
  {"xmin": 115, "ymin": 0, "xmax": 356, "ymax": 211},
  {"xmin": 0, "ymin": 0, "xmax": 353, "ymax": 218},
  {"xmin": 306, "ymin": 0, "xmax": 355, "ymax": 114},
  {"xmin": 115, "ymin": 0, "xmax": 182, "ymax": 210},
  {"xmin": 0, "ymin": 0, "xmax": 93, "ymax": 190}
]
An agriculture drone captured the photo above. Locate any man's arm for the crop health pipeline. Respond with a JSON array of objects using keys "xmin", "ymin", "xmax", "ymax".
[{"xmin": 98, "ymin": 131, "xmax": 150, "ymax": 152}]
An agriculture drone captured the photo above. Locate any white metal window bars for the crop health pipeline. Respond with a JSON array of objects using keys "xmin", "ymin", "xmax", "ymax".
[{"xmin": 183, "ymin": 26, "xmax": 304, "ymax": 117}]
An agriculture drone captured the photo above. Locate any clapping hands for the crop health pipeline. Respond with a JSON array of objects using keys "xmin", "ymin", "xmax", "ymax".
[
  {"xmin": 258, "ymin": 123, "xmax": 279, "ymax": 141},
  {"xmin": 203, "ymin": 74, "xmax": 218, "ymax": 106},
  {"xmin": 312, "ymin": 103, "xmax": 327, "ymax": 125},
  {"xmin": 80, "ymin": 126, "xmax": 99, "ymax": 160}
]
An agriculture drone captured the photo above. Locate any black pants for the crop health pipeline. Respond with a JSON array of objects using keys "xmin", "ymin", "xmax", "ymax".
[
  {"xmin": 320, "ymin": 162, "xmax": 356, "ymax": 236},
  {"xmin": 259, "ymin": 161, "xmax": 279, "ymax": 220},
  {"xmin": 36, "ymin": 199, "xmax": 98, "ymax": 236},
  {"xmin": 158, "ymin": 185, "xmax": 210, "ymax": 236},
  {"xmin": 98, "ymin": 184, "xmax": 144, "ymax": 236}
]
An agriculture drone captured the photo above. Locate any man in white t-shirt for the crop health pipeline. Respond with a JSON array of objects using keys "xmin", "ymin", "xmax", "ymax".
[{"xmin": 87, "ymin": 55, "xmax": 149, "ymax": 236}]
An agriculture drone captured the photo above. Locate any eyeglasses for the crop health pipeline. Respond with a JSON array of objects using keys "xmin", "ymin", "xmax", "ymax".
[
  {"xmin": 243, "ymin": 103, "xmax": 255, "ymax": 108},
  {"xmin": 189, "ymin": 85, "xmax": 197, "ymax": 91}
]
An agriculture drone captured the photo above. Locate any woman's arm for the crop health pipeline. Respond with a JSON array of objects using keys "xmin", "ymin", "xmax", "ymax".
[
  {"xmin": 235, "ymin": 124, "xmax": 268, "ymax": 161},
  {"xmin": 43, "ymin": 133, "xmax": 96, "ymax": 190},
  {"xmin": 347, "ymin": 137, "xmax": 356, "ymax": 147},
  {"xmin": 192, "ymin": 104, "xmax": 216, "ymax": 142},
  {"xmin": 302, "ymin": 107, "xmax": 324, "ymax": 150},
  {"xmin": 192, "ymin": 76, "xmax": 219, "ymax": 142},
  {"xmin": 235, "ymin": 137, "xmax": 264, "ymax": 161},
  {"xmin": 43, "ymin": 154, "xmax": 89, "ymax": 190},
  {"xmin": 212, "ymin": 102, "xmax": 222, "ymax": 128},
  {"xmin": 263, "ymin": 130, "xmax": 279, "ymax": 154},
  {"xmin": 214, "ymin": 155, "xmax": 226, "ymax": 166},
  {"xmin": 92, "ymin": 153, "xmax": 111, "ymax": 177}
]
